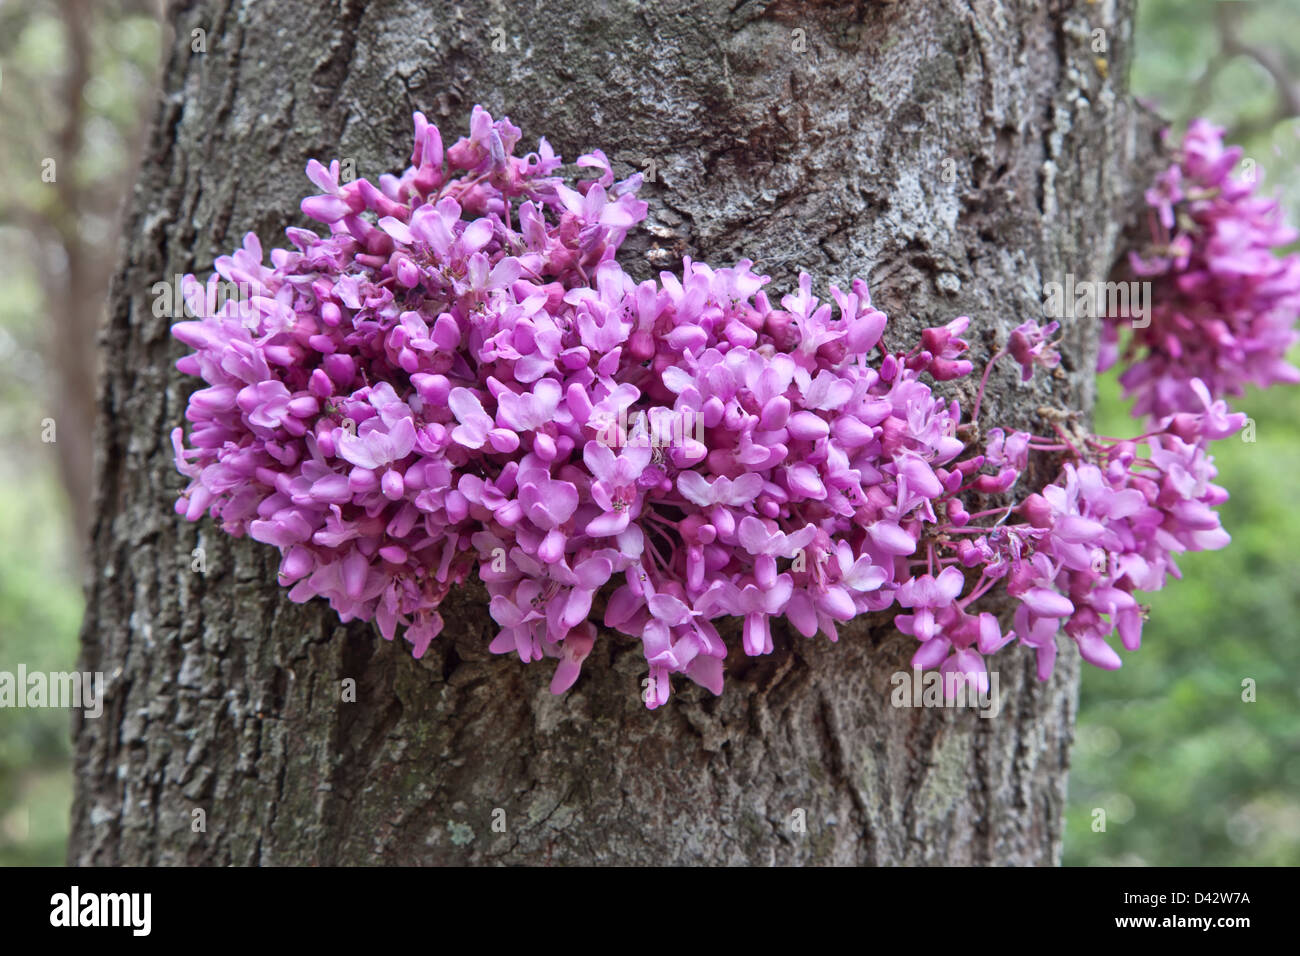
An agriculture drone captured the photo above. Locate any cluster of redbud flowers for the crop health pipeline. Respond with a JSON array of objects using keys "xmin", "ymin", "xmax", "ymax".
[
  {"xmin": 170, "ymin": 109, "xmax": 1290, "ymax": 707},
  {"xmin": 1101, "ymin": 118, "xmax": 1300, "ymax": 419}
]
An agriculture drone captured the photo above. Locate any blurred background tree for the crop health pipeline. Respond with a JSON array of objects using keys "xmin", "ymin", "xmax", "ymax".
[
  {"xmin": 1065, "ymin": 0, "xmax": 1300, "ymax": 866},
  {"xmin": 0, "ymin": 0, "xmax": 161, "ymax": 865},
  {"xmin": 0, "ymin": 0, "xmax": 1294, "ymax": 865}
]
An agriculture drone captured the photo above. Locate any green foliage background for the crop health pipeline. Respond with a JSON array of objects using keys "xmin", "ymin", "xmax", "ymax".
[
  {"xmin": 0, "ymin": 0, "xmax": 1295, "ymax": 865},
  {"xmin": 0, "ymin": 6, "xmax": 159, "ymax": 865},
  {"xmin": 1065, "ymin": 0, "xmax": 1300, "ymax": 866}
]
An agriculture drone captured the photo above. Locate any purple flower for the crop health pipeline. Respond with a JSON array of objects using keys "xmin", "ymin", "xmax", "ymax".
[
  {"xmin": 582, "ymin": 438, "xmax": 652, "ymax": 537},
  {"xmin": 894, "ymin": 567, "xmax": 965, "ymax": 643},
  {"xmin": 448, "ymin": 387, "xmax": 519, "ymax": 453},
  {"xmin": 336, "ymin": 417, "xmax": 417, "ymax": 471},
  {"xmin": 550, "ymin": 622, "xmax": 597, "ymax": 694},
  {"xmin": 518, "ymin": 475, "xmax": 579, "ymax": 563},
  {"xmin": 1105, "ymin": 121, "xmax": 1300, "ymax": 420},
  {"xmin": 1007, "ymin": 320, "xmax": 1061, "ymax": 381}
]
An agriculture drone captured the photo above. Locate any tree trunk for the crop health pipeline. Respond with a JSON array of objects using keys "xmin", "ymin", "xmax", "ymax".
[{"xmin": 70, "ymin": 0, "xmax": 1157, "ymax": 865}]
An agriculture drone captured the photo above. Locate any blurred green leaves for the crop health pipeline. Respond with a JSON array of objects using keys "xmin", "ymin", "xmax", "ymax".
[
  {"xmin": 1066, "ymin": 374, "xmax": 1300, "ymax": 865},
  {"xmin": 0, "ymin": 472, "xmax": 82, "ymax": 866},
  {"xmin": 1065, "ymin": 0, "xmax": 1300, "ymax": 867},
  {"xmin": 0, "ymin": 0, "xmax": 158, "ymax": 866}
]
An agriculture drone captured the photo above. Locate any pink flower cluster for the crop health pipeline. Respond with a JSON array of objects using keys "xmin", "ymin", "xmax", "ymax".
[
  {"xmin": 170, "ymin": 109, "xmax": 1283, "ymax": 707},
  {"xmin": 1101, "ymin": 118, "xmax": 1300, "ymax": 419}
]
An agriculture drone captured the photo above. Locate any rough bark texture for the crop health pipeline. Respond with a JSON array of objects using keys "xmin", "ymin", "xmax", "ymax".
[{"xmin": 70, "ymin": 0, "xmax": 1159, "ymax": 865}]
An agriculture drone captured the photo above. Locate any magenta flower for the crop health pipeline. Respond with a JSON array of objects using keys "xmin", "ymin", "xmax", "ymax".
[
  {"xmin": 448, "ymin": 387, "xmax": 518, "ymax": 453},
  {"xmin": 336, "ymin": 417, "xmax": 417, "ymax": 471},
  {"xmin": 1007, "ymin": 320, "xmax": 1061, "ymax": 381},
  {"xmin": 1103, "ymin": 120, "xmax": 1300, "ymax": 419},
  {"xmin": 895, "ymin": 567, "xmax": 965, "ymax": 643},
  {"xmin": 583, "ymin": 439, "xmax": 652, "ymax": 536},
  {"xmin": 550, "ymin": 622, "xmax": 597, "ymax": 694},
  {"xmin": 731, "ymin": 575, "xmax": 794, "ymax": 656}
]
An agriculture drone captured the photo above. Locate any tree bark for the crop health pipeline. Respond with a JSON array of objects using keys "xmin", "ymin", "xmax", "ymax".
[{"xmin": 70, "ymin": 0, "xmax": 1157, "ymax": 865}]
